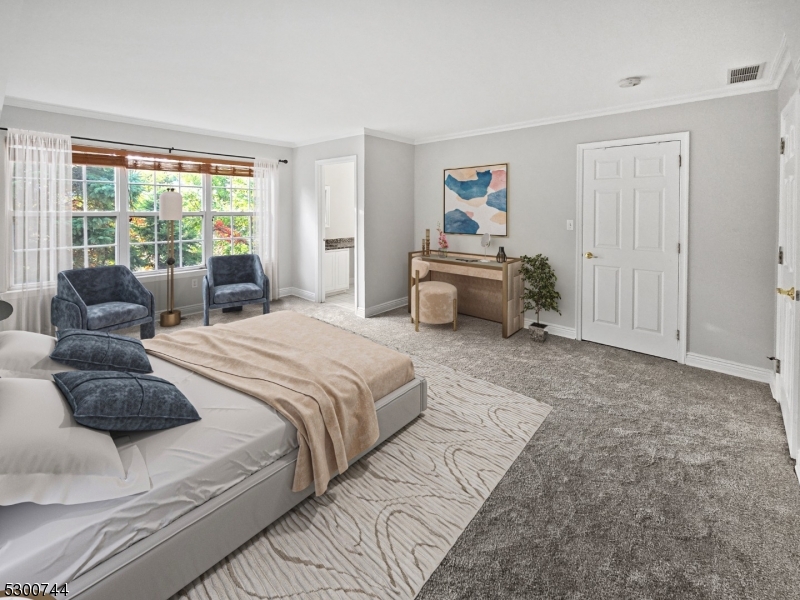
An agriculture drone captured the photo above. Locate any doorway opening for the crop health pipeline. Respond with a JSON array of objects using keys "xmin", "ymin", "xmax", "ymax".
[{"xmin": 316, "ymin": 156, "xmax": 357, "ymax": 313}]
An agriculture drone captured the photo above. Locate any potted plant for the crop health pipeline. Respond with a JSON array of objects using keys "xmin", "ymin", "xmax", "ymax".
[{"xmin": 520, "ymin": 254, "xmax": 561, "ymax": 342}]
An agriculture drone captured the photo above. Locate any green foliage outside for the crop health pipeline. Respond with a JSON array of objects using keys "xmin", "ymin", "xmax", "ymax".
[
  {"xmin": 72, "ymin": 166, "xmax": 116, "ymax": 269},
  {"xmin": 70, "ymin": 167, "xmax": 254, "ymax": 271},
  {"xmin": 520, "ymin": 254, "xmax": 561, "ymax": 325}
]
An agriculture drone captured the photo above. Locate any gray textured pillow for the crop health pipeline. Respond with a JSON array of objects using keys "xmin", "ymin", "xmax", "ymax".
[
  {"xmin": 51, "ymin": 330, "xmax": 152, "ymax": 373},
  {"xmin": 52, "ymin": 371, "xmax": 201, "ymax": 432}
]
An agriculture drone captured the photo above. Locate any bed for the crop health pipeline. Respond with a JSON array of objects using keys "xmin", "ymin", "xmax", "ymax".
[{"xmin": 0, "ymin": 312, "xmax": 427, "ymax": 600}]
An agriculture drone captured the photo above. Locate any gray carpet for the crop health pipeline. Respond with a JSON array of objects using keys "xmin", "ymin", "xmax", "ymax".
[{"xmin": 140, "ymin": 299, "xmax": 800, "ymax": 600}]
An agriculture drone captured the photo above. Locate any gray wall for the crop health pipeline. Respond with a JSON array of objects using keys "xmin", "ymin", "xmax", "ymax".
[
  {"xmin": 0, "ymin": 106, "xmax": 293, "ymax": 313},
  {"xmin": 779, "ymin": 0, "xmax": 800, "ymax": 77},
  {"xmin": 415, "ymin": 91, "xmax": 779, "ymax": 369},
  {"xmin": 291, "ymin": 135, "xmax": 365, "ymax": 308},
  {"xmin": 364, "ymin": 135, "xmax": 415, "ymax": 309},
  {"xmin": 0, "ymin": 1, "xmax": 23, "ymax": 119},
  {"xmin": 778, "ymin": 50, "xmax": 799, "ymax": 110}
]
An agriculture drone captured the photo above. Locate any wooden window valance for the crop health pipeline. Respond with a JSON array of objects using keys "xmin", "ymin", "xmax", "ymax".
[{"xmin": 72, "ymin": 145, "xmax": 254, "ymax": 177}]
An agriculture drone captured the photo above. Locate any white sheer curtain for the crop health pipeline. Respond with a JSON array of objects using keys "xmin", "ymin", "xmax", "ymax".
[
  {"xmin": 253, "ymin": 158, "xmax": 279, "ymax": 300},
  {"xmin": 3, "ymin": 129, "xmax": 72, "ymax": 334}
]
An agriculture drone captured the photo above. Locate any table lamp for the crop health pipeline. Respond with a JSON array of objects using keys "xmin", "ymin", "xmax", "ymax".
[{"xmin": 159, "ymin": 188, "xmax": 183, "ymax": 327}]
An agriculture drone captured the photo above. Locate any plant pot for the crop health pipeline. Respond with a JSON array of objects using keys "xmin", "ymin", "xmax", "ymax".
[
  {"xmin": 530, "ymin": 322, "xmax": 548, "ymax": 343},
  {"xmin": 438, "ymin": 249, "xmax": 448, "ymax": 258}
]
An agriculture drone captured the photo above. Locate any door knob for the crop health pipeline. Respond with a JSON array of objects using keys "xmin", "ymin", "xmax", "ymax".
[
  {"xmin": 584, "ymin": 252, "xmax": 597, "ymax": 259},
  {"xmin": 777, "ymin": 286, "xmax": 796, "ymax": 299}
]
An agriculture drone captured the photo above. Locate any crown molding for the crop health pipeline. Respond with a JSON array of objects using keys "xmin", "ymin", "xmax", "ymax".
[
  {"xmin": 2, "ymin": 97, "xmax": 295, "ymax": 148},
  {"xmin": 293, "ymin": 130, "xmax": 367, "ymax": 148},
  {"xmin": 415, "ymin": 80, "xmax": 777, "ymax": 145},
  {"xmin": 5, "ymin": 32, "xmax": 790, "ymax": 150},
  {"xmin": 771, "ymin": 34, "xmax": 792, "ymax": 87},
  {"xmin": 363, "ymin": 128, "xmax": 414, "ymax": 145}
]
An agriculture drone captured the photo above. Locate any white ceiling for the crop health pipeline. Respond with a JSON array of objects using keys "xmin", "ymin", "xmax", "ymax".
[{"xmin": 3, "ymin": 0, "xmax": 787, "ymax": 146}]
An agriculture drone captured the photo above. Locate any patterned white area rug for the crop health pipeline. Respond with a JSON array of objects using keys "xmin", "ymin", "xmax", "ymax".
[{"xmin": 175, "ymin": 357, "xmax": 551, "ymax": 600}]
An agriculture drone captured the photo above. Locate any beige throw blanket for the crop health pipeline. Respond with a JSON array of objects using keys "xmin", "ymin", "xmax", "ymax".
[{"xmin": 142, "ymin": 312, "xmax": 395, "ymax": 496}]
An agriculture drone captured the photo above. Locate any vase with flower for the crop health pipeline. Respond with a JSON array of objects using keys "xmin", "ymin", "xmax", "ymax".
[{"xmin": 436, "ymin": 223, "xmax": 449, "ymax": 258}]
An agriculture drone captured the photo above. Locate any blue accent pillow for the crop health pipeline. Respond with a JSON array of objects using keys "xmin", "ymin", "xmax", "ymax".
[
  {"xmin": 52, "ymin": 371, "xmax": 201, "ymax": 432},
  {"xmin": 51, "ymin": 330, "xmax": 153, "ymax": 373}
]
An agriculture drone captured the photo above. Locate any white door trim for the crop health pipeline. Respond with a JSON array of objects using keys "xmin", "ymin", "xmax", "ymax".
[
  {"xmin": 575, "ymin": 132, "xmax": 690, "ymax": 364},
  {"xmin": 315, "ymin": 155, "xmax": 358, "ymax": 308}
]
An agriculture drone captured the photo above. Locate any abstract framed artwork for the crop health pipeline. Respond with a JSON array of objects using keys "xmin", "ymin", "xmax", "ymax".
[{"xmin": 443, "ymin": 163, "xmax": 507, "ymax": 236}]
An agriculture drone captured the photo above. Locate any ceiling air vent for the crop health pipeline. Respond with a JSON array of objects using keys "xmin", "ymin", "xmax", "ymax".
[{"xmin": 727, "ymin": 64, "xmax": 764, "ymax": 84}]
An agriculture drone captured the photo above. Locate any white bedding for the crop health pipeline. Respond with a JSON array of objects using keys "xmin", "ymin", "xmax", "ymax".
[{"xmin": 0, "ymin": 356, "xmax": 299, "ymax": 583}]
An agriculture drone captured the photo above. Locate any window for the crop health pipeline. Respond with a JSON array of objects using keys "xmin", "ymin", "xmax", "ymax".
[
  {"xmin": 71, "ymin": 165, "xmax": 118, "ymax": 269},
  {"xmin": 6, "ymin": 144, "xmax": 259, "ymax": 286},
  {"xmin": 212, "ymin": 175, "xmax": 254, "ymax": 256},
  {"xmin": 128, "ymin": 170, "xmax": 204, "ymax": 271}
]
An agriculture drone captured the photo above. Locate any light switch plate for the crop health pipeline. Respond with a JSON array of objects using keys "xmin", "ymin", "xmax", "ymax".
[{"xmin": 566, "ymin": 220, "xmax": 574, "ymax": 230}]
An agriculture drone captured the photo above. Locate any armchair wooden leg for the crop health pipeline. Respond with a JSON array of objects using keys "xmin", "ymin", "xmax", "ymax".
[{"xmin": 453, "ymin": 298, "xmax": 458, "ymax": 331}]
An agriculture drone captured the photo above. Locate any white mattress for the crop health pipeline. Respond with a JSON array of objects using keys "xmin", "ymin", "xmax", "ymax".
[{"xmin": 0, "ymin": 356, "xmax": 299, "ymax": 583}]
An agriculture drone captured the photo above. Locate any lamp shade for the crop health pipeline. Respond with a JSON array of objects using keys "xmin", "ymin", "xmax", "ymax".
[{"xmin": 158, "ymin": 190, "xmax": 183, "ymax": 221}]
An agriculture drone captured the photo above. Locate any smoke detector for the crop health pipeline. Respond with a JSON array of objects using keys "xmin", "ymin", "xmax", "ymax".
[
  {"xmin": 619, "ymin": 77, "xmax": 642, "ymax": 88},
  {"xmin": 727, "ymin": 64, "xmax": 764, "ymax": 84}
]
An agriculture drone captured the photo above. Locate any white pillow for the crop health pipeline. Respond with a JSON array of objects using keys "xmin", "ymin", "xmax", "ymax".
[
  {"xmin": 0, "ymin": 330, "xmax": 76, "ymax": 379},
  {"xmin": 0, "ymin": 378, "xmax": 151, "ymax": 505}
]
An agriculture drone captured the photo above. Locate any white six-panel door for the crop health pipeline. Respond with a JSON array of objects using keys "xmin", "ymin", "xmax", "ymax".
[
  {"xmin": 776, "ymin": 92, "xmax": 799, "ymax": 461},
  {"xmin": 580, "ymin": 141, "xmax": 681, "ymax": 360}
]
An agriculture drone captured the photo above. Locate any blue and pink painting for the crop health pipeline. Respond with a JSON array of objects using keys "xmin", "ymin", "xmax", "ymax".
[{"xmin": 443, "ymin": 164, "xmax": 507, "ymax": 236}]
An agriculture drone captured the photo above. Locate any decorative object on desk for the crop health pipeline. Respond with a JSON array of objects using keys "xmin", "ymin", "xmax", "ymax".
[
  {"xmin": 443, "ymin": 163, "xmax": 507, "ymax": 236},
  {"xmin": 0, "ymin": 301, "xmax": 12, "ymax": 322},
  {"xmin": 158, "ymin": 188, "xmax": 183, "ymax": 327},
  {"xmin": 437, "ymin": 222, "xmax": 449, "ymax": 258},
  {"xmin": 425, "ymin": 229, "xmax": 431, "ymax": 256},
  {"xmin": 520, "ymin": 254, "xmax": 561, "ymax": 343},
  {"xmin": 496, "ymin": 246, "xmax": 507, "ymax": 263},
  {"xmin": 480, "ymin": 232, "xmax": 492, "ymax": 261}
]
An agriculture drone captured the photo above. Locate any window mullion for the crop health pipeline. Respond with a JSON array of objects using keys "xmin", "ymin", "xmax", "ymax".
[
  {"xmin": 119, "ymin": 167, "xmax": 130, "ymax": 268},
  {"xmin": 83, "ymin": 174, "xmax": 88, "ymax": 268},
  {"xmin": 203, "ymin": 173, "xmax": 212, "ymax": 266}
]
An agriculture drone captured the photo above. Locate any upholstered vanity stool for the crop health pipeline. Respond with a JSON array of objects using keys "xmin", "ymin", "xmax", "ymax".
[{"xmin": 410, "ymin": 258, "xmax": 458, "ymax": 332}]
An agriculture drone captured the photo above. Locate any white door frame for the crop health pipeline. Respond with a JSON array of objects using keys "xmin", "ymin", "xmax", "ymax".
[
  {"xmin": 575, "ymin": 132, "xmax": 690, "ymax": 364},
  {"xmin": 315, "ymin": 155, "xmax": 358, "ymax": 309}
]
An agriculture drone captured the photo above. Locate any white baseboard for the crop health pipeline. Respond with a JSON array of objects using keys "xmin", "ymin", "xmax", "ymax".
[
  {"xmin": 795, "ymin": 462, "xmax": 800, "ymax": 486},
  {"xmin": 684, "ymin": 352, "xmax": 774, "ymax": 384},
  {"xmin": 770, "ymin": 381, "xmax": 779, "ymax": 401},
  {"xmin": 365, "ymin": 297, "xmax": 408, "ymax": 318},
  {"xmin": 524, "ymin": 318, "xmax": 576, "ymax": 339},
  {"xmin": 279, "ymin": 287, "xmax": 316, "ymax": 302}
]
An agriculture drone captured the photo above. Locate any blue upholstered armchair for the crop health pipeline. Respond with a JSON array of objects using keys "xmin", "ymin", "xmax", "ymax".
[
  {"xmin": 203, "ymin": 255, "xmax": 270, "ymax": 326},
  {"xmin": 51, "ymin": 266, "xmax": 156, "ymax": 339}
]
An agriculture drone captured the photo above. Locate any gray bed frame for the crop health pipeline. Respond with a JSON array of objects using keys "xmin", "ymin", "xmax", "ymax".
[{"xmin": 67, "ymin": 377, "xmax": 427, "ymax": 600}]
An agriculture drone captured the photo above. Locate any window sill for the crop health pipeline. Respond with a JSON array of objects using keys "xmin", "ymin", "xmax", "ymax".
[{"xmin": 134, "ymin": 266, "xmax": 207, "ymax": 282}]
